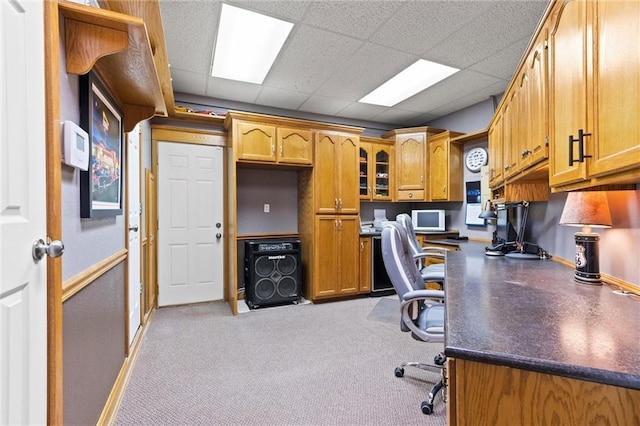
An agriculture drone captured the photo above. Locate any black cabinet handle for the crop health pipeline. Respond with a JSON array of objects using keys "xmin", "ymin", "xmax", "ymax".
[{"xmin": 568, "ymin": 129, "xmax": 592, "ymax": 166}]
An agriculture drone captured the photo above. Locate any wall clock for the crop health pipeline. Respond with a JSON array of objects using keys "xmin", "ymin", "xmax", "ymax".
[{"xmin": 465, "ymin": 147, "xmax": 488, "ymax": 172}]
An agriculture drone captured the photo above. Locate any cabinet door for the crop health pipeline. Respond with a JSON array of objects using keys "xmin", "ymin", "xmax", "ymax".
[
  {"xmin": 277, "ymin": 127, "xmax": 313, "ymax": 165},
  {"xmin": 359, "ymin": 144, "xmax": 372, "ymax": 200},
  {"xmin": 396, "ymin": 133, "xmax": 426, "ymax": 192},
  {"xmin": 525, "ymin": 30, "xmax": 549, "ymax": 167},
  {"xmin": 488, "ymin": 113, "xmax": 504, "ymax": 187},
  {"xmin": 359, "ymin": 237, "xmax": 371, "ymax": 293},
  {"xmin": 503, "ymin": 91, "xmax": 519, "ymax": 178},
  {"xmin": 337, "ymin": 135, "xmax": 359, "ymax": 214},
  {"xmin": 314, "ymin": 216, "xmax": 339, "ymax": 297},
  {"xmin": 314, "ymin": 132, "xmax": 339, "ymax": 214},
  {"xmin": 373, "ymin": 145, "xmax": 393, "ymax": 200},
  {"xmin": 236, "ymin": 122, "xmax": 276, "ymax": 162},
  {"xmin": 429, "ymin": 137, "xmax": 448, "ymax": 201},
  {"xmin": 549, "ymin": 0, "xmax": 588, "ymax": 187},
  {"xmin": 589, "ymin": 0, "xmax": 640, "ymax": 178},
  {"xmin": 337, "ymin": 216, "xmax": 359, "ymax": 294}
]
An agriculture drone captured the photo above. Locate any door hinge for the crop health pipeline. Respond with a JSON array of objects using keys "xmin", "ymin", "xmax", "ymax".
[{"xmin": 140, "ymin": 283, "xmax": 143, "ymax": 294}]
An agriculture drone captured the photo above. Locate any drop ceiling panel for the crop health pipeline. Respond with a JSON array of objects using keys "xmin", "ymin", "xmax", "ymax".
[
  {"xmin": 369, "ymin": 1, "xmax": 496, "ymax": 55},
  {"xmin": 470, "ymin": 37, "xmax": 530, "ymax": 80},
  {"xmin": 298, "ymin": 95, "xmax": 352, "ymax": 116},
  {"xmin": 205, "ymin": 77, "xmax": 261, "ymax": 104},
  {"xmin": 254, "ymin": 87, "xmax": 310, "ymax": 111},
  {"xmin": 160, "ymin": 1, "xmax": 218, "ymax": 74},
  {"xmin": 427, "ymin": 1, "xmax": 548, "ymax": 69},
  {"xmin": 229, "ymin": 0, "xmax": 312, "ymax": 21},
  {"xmin": 302, "ymin": 1, "xmax": 403, "ymax": 40},
  {"xmin": 169, "ymin": 69, "xmax": 208, "ymax": 96},
  {"xmin": 315, "ymin": 43, "xmax": 417, "ymax": 101},
  {"xmin": 335, "ymin": 102, "xmax": 390, "ymax": 122}
]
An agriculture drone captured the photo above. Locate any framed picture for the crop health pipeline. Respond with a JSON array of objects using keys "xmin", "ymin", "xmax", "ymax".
[{"xmin": 79, "ymin": 71, "xmax": 123, "ymax": 218}]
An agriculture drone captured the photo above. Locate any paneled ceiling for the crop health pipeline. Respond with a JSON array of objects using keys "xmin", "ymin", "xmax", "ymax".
[{"xmin": 159, "ymin": 0, "xmax": 549, "ymax": 127}]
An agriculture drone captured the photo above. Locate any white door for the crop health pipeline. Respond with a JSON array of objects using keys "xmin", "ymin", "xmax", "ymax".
[
  {"xmin": 157, "ymin": 142, "xmax": 224, "ymax": 307},
  {"xmin": 0, "ymin": 0, "xmax": 48, "ymax": 423},
  {"xmin": 127, "ymin": 125, "xmax": 141, "ymax": 345}
]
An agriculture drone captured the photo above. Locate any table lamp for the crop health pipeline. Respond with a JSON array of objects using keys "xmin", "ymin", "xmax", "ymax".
[
  {"xmin": 559, "ymin": 191, "xmax": 612, "ymax": 284},
  {"xmin": 478, "ymin": 199, "xmax": 497, "ymax": 220}
]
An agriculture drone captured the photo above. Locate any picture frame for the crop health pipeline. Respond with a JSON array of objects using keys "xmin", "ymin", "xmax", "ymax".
[{"xmin": 79, "ymin": 71, "xmax": 123, "ymax": 218}]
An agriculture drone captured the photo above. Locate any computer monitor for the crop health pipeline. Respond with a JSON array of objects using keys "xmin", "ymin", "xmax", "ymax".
[{"xmin": 495, "ymin": 205, "xmax": 520, "ymax": 244}]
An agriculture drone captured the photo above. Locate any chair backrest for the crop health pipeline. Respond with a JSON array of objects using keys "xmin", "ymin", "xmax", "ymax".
[
  {"xmin": 381, "ymin": 222, "xmax": 425, "ymax": 301},
  {"xmin": 396, "ymin": 213, "xmax": 423, "ymax": 258}
]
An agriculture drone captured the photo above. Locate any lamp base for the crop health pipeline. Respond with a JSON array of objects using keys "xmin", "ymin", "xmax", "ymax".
[{"xmin": 573, "ymin": 233, "xmax": 602, "ymax": 285}]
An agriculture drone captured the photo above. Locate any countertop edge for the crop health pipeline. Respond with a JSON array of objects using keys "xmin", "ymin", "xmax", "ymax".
[{"xmin": 444, "ymin": 346, "xmax": 640, "ymax": 391}]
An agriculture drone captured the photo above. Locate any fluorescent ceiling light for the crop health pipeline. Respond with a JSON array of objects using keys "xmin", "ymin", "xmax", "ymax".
[
  {"xmin": 211, "ymin": 4, "xmax": 293, "ymax": 84},
  {"xmin": 359, "ymin": 59, "xmax": 459, "ymax": 107}
]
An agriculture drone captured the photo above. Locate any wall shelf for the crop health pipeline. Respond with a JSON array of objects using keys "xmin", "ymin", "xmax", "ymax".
[{"xmin": 59, "ymin": 0, "xmax": 167, "ymax": 132}]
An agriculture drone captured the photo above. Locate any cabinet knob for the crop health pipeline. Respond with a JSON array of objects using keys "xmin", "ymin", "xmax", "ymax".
[{"xmin": 408, "ymin": 192, "xmax": 413, "ymax": 198}]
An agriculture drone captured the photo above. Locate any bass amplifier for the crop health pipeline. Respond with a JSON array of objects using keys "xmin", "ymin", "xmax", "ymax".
[{"xmin": 244, "ymin": 239, "xmax": 302, "ymax": 309}]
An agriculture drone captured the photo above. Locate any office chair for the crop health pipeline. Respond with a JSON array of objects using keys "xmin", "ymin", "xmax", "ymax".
[
  {"xmin": 395, "ymin": 213, "xmax": 447, "ymax": 287},
  {"xmin": 381, "ymin": 222, "xmax": 447, "ymax": 415}
]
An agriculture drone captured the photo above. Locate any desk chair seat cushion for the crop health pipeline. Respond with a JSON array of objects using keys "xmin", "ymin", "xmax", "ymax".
[{"xmin": 418, "ymin": 303, "xmax": 444, "ymax": 333}]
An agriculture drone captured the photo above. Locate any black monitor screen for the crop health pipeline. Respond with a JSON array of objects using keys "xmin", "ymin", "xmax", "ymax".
[{"xmin": 496, "ymin": 207, "xmax": 519, "ymax": 243}]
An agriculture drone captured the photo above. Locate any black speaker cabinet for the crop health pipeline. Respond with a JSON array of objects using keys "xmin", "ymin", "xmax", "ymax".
[{"xmin": 244, "ymin": 239, "xmax": 302, "ymax": 309}]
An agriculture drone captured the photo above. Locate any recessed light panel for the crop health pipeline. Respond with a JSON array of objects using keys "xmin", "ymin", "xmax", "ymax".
[
  {"xmin": 359, "ymin": 59, "xmax": 459, "ymax": 107},
  {"xmin": 211, "ymin": 4, "xmax": 294, "ymax": 84}
]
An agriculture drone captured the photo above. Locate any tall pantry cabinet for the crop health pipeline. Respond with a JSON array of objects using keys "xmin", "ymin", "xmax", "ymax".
[{"xmin": 297, "ymin": 125, "xmax": 364, "ymax": 302}]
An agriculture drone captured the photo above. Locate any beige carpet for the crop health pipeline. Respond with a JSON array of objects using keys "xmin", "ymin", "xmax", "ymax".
[{"xmin": 114, "ymin": 296, "xmax": 446, "ymax": 425}]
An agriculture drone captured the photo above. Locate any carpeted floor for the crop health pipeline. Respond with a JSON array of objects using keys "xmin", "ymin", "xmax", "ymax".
[{"xmin": 114, "ymin": 296, "xmax": 446, "ymax": 425}]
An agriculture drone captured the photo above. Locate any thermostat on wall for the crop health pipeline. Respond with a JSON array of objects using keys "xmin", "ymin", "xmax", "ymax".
[{"xmin": 62, "ymin": 120, "xmax": 89, "ymax": 171}]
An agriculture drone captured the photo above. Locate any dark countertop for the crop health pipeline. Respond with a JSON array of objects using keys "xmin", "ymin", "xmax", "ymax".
[{"xmin": 444, "ymin": 242, "xmax": 640, "ymax": 390}]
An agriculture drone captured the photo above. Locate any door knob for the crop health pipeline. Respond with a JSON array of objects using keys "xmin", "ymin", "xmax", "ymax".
[
  {"xmin": 32, "ymin": 239, "xmax": 64, "ymax": 262},
  {"xmin": 216, "ymin": 233, "xmax": 222, "ymax": 240},
  {"xmin": 129, "ymin": 225, "xmax": 139, "ymax": 232}
]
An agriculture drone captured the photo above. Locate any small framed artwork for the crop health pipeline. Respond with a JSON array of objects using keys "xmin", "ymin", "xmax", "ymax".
[{"xmin": 79, "ymin": 71, "xmax": 123, "ymax": 218}]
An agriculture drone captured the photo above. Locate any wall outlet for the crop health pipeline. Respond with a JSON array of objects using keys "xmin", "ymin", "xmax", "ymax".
[{"xmin": 264, "ymin": 204, "xmax": 270, "ymax": 213}]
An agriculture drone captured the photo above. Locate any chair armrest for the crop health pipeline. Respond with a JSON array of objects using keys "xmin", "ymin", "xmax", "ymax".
[
  {"xmin": 412, "ymin": 252, "xmax": 445, "ymax": 261},
  {"xmin": 401, "ymin": 289, "xmax": 445, "ymax": 304}
]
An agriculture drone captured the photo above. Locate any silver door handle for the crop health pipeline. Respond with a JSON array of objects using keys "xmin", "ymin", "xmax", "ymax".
[
  {"xmin": 129, "ymin": 225, "xmax": 139, "ymax": 232},
  {"xmin": 32, "ymin": 239, "xmax": 64, "ymax": 262}
]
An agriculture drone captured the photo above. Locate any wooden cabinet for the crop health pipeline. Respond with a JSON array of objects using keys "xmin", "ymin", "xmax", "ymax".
[
  {"xmin": 234, "ymin": 121, "xmax": 312, "ymax": 165},
  {"xmin": 359, "ymin": 237, "xmax": 371, "ymax": 293},
  {"xmin": 359, "ymin": 137, "xmax": 394, "ymax": 201},
  {"xmin": 314, "ymin": 131, "xmax": 359, "ymax": 214},
  {"xmin": 58, "ymin": 1, "xmax": 168, "ymax": 132},
  {"xmin": 428, "ymin": 131, "xmax": 464, "ymax": 201},
  {"xmin": 448, "ymin": 358, "xmax": 640, "ymax": 426},
  {"xmin": 382, "ymin": 127, "xmax": 444, "ymax": 201},
  {"xmin": 488, "ymin": 113, "xmax": 504, "ymax": 188},
  {"xmin": 549, "ymin": 0, "xmax": 640, "ymax": 190},
  {"xmin": 313, "ymin": 216, "xmax": 359, "ymax": 298}
]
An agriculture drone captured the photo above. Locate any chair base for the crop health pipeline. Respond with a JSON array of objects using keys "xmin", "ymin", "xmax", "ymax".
[{"xmin": 394, "ymin": 353, "xmax": 447, "ymax": 415}]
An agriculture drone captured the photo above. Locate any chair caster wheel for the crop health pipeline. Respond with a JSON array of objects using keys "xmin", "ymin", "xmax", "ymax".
[
  {"xmin": 394, "ymin": 367, "xmax": 404, "ymax": 377},
  {"xmin": 434, "ymin": 353, "xmax": 446, "ymax": 365},
  {"xmin": 421, "ymin": 401, "xmax": 434, "ymax": 415}
]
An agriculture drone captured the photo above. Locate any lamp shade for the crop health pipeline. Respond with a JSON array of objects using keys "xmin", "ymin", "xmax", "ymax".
[
  {"xmin": 559, "ymin": 192, "xmax": 612, "ymax": 228},
  {"xmin": 479, "ymin": 199, "xmax": 497, "ymax": 219}
]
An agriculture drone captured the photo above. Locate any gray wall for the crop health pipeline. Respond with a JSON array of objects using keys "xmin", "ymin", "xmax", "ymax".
[
  {"xmin": 59, "ymin": 20, "xmax": 125, "ymax": 281},
  {"xmin": 236, "ymin": 168, "xmax": 298, "ymax": 235}
]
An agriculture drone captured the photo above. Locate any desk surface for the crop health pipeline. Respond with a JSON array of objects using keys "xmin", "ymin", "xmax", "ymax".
[{"xmin": 444, "ymin": 242, "xmax": 640, "ymax": 390}]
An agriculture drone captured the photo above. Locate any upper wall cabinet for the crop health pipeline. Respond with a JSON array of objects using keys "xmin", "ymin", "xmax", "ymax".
[
  {"xmin": 58, "ymin": 0, "xmax": 168, "ymax": 132},
  {"xmin": 549, "ymin": 0, "xmax": 640, "ymax": 191},
  {"xmin": 225, "ymin": 112, "xmax": 313, "ymax": 166},
  {"xmin": 383, "ymin": 127, "xmax": 444, "ymax": 201},
  {"xmin": 359, "ymin": 137, "xmax": 394, "ymax": 201},
  {"xmin": 314, "ymin": 131, "xmax": 360, "ymax": 214},
  {"xmin": 428, "ymin": 131, "xmax": 464, "ymax": 201},
  {"xmin": 490, "ymin": 22, "xmax": 549, "ymax": 186}
]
